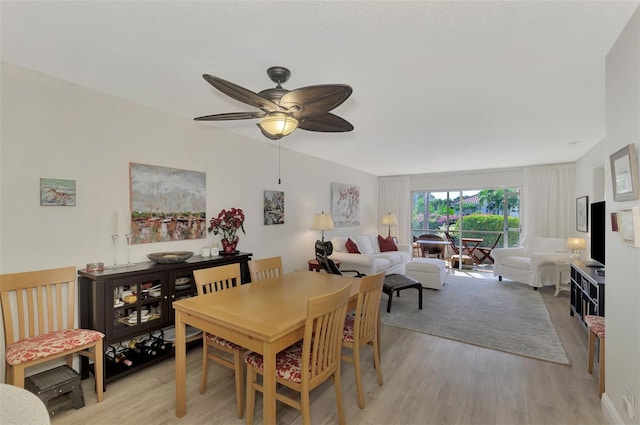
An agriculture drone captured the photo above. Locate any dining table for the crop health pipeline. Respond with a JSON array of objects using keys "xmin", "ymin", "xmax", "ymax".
[{"xmin": 172, "ymin": 271, "xmax": 359, "ymax": 423}]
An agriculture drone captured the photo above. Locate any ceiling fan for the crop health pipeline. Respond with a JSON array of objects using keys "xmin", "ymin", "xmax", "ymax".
[{"xmin": 194, "ymin": 66, "xmax": 354, "ymax": 140}]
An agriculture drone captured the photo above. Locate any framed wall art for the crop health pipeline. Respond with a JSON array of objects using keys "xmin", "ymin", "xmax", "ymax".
[
  {"xmin": 618, "ymin": 206, "xmax": 640, "ymax": 247},
  {"xmin": 40, "ymin": 178, "xmax": 76, "ymax": 206},
  {"xmin": 331, "ymin": 182, "xmax": 360, "ymax": 227},
  {"xmin": 129, "ymin": 163, "xmax": 206, "ymax": 243},
  {"xmin": 610, "ymin": 143, "xmax": 640, "ymax": 201},
  {"xmin": 264, "ymin": 190, "xmax": 284, "ymax": 225},
  {"xmin": 576, "ymin": 196, "xmax": 588, "ymax": 232}
]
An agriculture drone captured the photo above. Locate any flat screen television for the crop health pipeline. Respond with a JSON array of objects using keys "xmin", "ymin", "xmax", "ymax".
[{"xmin": 590, "ymin": 201, "xmax": 606, "ymax": 266}]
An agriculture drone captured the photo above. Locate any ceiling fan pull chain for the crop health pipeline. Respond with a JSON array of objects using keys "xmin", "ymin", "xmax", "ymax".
[{"xmin": 278, "ymin": 140, "xmax": 281, "ymax": 185}]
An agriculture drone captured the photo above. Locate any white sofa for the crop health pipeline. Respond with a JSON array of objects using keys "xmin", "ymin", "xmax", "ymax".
[
  {"xmin": 492, "ymin": 236, "xmax": 571, "ymax": 288},
  {"xmin": 329, "ymin": 233, "xmax": 412, "ymax": 275}
]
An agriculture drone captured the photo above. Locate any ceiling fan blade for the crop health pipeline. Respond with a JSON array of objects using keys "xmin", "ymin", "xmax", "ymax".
[
  {"xmin": 280, "ymin": 85, "xmax": 352, "ymax": 117},
  {"xmin": 194, "ymin": 111, "xmax": 265, "ymax": 121},
  {"xmin": 202, "ymin": 74, "xmax": 280, "ymax": 112},
  {"xmin": 299, "ymin": 113, "xmax": 354, "ymax": 132}
]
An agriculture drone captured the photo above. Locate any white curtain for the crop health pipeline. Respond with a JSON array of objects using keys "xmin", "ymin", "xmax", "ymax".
[
  {"xmin": 522, "ymin": 163, "xmax": 575, "ymax": 239},
  {"xmin": 379, "ymin": 176, "xmax": 410, "ymax": 244}
]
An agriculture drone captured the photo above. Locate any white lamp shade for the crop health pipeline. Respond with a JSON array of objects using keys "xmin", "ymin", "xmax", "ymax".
[
  {"xmin": 567, "ymin": 237, "xmax": 586, "ymax": 250},
  {"xmin": 381, "ymin": 213, "xmax": 398, "ymax": 226},
  {"xmin": 311, "ymin": 213, "xmax": 335, "ymax": 230},
  {"xmin": 257, "ymin": 112, "xmax": 299, "ymax": 140}
]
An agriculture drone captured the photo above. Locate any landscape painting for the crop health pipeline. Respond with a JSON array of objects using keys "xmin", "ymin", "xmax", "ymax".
[
  {"xmin": 264, "ymin": 190, "xmax": 284, "ymax": 225},
  {"xmin": 129, "ymin": 163, "xmax": 206, "ymax": 243},
  {"xmin": 331, "ymin": 182, "xmax": 360, "ymax": 227},
  {"xmin": 40, "ymin": 178, "xmax": 76, "ymax": 206}
]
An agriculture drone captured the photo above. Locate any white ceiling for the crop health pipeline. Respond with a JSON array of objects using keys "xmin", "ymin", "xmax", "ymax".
[{"xmin": 2, "ymin": 1, "xmax": 638, "ymax": 176}]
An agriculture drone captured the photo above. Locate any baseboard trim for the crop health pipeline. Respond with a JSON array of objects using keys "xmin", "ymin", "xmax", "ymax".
[{"xmin": 602, "ymin": 393, "xmax": 625, "ymax": 425}]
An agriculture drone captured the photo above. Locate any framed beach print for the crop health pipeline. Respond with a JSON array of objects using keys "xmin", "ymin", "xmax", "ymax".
[
  {"xmin": 576, "ymin": 196, "xmax": 588, "ymax": 232},
  {"xmin": 40, "ymin": 178, "xmax": 76, "ymax": 206},
  {"xmin": 610, "ymin": 144, "xmax": 640, "ymax": 201}
]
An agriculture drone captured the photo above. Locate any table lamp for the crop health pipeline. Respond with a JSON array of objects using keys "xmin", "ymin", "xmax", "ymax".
[
  {"xmin": 311, "ymin": 211, "xmax": 334, "ymax": 241},
  {"xmin": 567, "ymin": 237, "xmax": 586, "ymax": 260},
  {"xmin": 381, "ymin": 213, "xmax": 398, "ymax": 237}
]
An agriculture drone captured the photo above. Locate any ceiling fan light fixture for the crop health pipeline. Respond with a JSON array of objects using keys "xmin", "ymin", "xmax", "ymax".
[{"xmin": 257, "ymin": 112, "xmax": 299, "ymax": 140}]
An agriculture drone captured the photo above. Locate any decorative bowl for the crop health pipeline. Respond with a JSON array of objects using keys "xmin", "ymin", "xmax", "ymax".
[{"xmin": 147, "ymin": 251, "xmax": 194, "ymax": 264}]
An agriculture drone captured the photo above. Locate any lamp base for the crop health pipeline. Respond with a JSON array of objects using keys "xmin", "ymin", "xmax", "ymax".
[{"xmin": 570, "ymin": 250, "xmax": 582, "ymax": 261}]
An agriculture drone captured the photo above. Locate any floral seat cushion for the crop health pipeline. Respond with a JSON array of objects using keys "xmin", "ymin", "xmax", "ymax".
[
  {"xmin": 245, "ymin": 341, "xmax": 304, "ymax": 383},
  {"xmin": 206, "ymin": 333, "xmax": 242, "ymax": 351},
  {"xmin": 342, "ymin": 313, "xmax": 356, "ymax": 343},
  {"xmin": 584, "ymin": 315, "xmax": 605, "ymax": 338},
  {"xmin": 6, "ymin": 328, "xmax": 104, "ymax": 366}
]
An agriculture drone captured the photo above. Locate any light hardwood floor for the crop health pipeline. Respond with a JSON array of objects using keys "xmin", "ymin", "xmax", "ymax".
[{"xmin": 51, "ymin": 282, "xmax": 606, "ymax": 425}]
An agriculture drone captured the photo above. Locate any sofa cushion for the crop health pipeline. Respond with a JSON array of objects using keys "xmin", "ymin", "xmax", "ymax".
[
  {"xmin": 345, "ymin": 238, "xmax": 360, "ymax": 254},
  {"xmin": 377, "ymin": 252, "xmax": 403, "ymax": 266},
  {"xmin": 378, "ymin": 235, "xmax": 398, "ymax": 252},
  {"xmin": 356, "ymin": 235, "xmax": 375, "ymax": 255},
  {"xmin": 522, "ymin": 236, "xmax": 567, "ymax": 256},
  {"xmin": 366, "ymin": 233, "xmax": 381, "ymax": 254},
  {"xmin": 501, "ymin": 256, "xmax": 531, "ymax": 271},
  {"xmin": 331, "ymin": 236, "xmax": 349, "ymax": 253}
]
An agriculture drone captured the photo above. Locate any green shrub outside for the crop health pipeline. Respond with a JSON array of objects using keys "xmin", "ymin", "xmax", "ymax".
[{"xmin": 449, "ymin": 214, "xmax": 520, "ymax": 247}]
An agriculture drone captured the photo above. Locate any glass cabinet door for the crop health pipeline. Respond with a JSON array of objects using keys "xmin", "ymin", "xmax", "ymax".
[{"xmin": 111, "ymin": 272, "xmax": 167, "ymax": 339}]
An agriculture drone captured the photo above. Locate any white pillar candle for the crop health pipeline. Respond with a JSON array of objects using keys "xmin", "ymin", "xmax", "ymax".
[{"xmin": 114, "ymin": 212, "xmax": 118, "ymax": 235}]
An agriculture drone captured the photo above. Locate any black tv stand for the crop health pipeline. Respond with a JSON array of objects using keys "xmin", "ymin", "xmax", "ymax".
[{"xmin": 569, "ymin": 260, "xmax": 604, "ymax": 332}]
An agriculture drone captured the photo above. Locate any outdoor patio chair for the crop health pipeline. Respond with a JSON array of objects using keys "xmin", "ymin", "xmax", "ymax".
[{"xmin": 475, "ymin": 234, "xmax": 502, "ymax": 264}]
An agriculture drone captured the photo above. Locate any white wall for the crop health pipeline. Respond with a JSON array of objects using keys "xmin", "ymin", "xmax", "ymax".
[
  {"xmin": 0, "ymin": 62, "xmax": 378, "ymax": 378},
  {"xmin": 603, "ymin": 6, "xmax": 640, "ymax": 424}
]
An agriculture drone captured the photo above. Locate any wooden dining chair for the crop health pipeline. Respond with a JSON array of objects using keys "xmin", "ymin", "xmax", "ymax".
[
  {"xmin": 245, "ymin": 284, "xmax": 352, "ymax": 425},
  {"xmin": 192, "ymin": 263, "xmax": 246, "ymax": 419},
  {"xmin": 342, "ymin": 271, "xmax": 384, "ymax": 408},
  {"xmin": 0, "ymin": 266, "xmax": 104, "ymax": 402},
  {"xmin": 248, "ymin": 256, "xmax": 283, "ymax": 282}
]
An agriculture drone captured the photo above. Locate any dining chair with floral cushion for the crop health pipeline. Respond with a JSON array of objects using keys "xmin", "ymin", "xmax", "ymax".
[
  {"xmin": 192, "ymin": 263, "xmax": 246, "ymax": 419},
  {"xmin": 342, "ymin": 271, "xmax": 385, "ymax": 408},
  {"xmin": 244, "ymin": 283, "xmax": 352, "ymax": 425},
  {"xmin": 0, "ymin": 266, "xmax": 104, "ymax": 402}
]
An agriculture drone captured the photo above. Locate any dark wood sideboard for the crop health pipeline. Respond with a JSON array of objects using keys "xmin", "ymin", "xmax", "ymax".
[
  {"xmin": 78, "ymin": 252, "xmax": 252, "ymax": 389},
  {"xmin": 569, "ymin": 260, "xmax": 605, "ymax": 331}
]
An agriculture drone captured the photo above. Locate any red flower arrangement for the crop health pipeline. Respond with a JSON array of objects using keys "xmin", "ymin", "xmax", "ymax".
[{"xmin": 208, "ymin": 208, "xmax": 246, "ymax": 247}]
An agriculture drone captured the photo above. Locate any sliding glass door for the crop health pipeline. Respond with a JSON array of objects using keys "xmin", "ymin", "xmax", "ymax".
[{"xmin": 411, "ymin": 188, "xmax": 521, "ymax": 253}]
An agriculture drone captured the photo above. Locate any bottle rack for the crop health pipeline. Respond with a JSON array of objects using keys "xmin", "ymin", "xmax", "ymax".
[{"xmin": 78, "ymin": 252, "xmax": 252, "ymax": 388}]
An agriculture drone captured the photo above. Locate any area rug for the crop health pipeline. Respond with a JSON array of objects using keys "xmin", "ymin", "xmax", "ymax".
[{"xmin": 380, "ymin": 274, "xmax": 570, "ymax": 365}]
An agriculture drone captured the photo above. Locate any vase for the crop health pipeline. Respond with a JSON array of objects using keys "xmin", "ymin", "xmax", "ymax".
[{"xmin": 220, "ymin": 237, "xmax": 239, "ymax": 254}]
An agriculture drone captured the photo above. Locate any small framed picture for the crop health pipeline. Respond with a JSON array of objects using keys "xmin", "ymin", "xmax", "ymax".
[
  {"xmin": 40, "ymin": 178, "xmax": 76, "ymax": 206},
  {"xmin": 576, "ymin": 196, "xmax": 588, "ymax": 232},
  {"xmin": 619, "ymin": 206, "xmax": 640, "ymax": 247},
  {"xmin": 610, "ymin": 144, "xmax": 640, "ymax": 201}
]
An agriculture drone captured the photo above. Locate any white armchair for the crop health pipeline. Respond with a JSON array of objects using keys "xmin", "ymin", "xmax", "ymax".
[{"xmin": 492, "ymin": 236, "xmax": 571, "ymax": 288}]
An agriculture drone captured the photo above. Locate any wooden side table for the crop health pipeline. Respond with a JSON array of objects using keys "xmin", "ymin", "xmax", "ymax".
[{"xmin": 308, "ymin": 259, "xmax": 341, "ymax": 272}]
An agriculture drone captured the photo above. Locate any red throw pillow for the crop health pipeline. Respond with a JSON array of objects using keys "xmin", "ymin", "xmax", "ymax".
[
  {"xmin": 378, "ymin": 235, "xmax": 398, "ymax": 252},
  {"xmin": 345, "ymin": 238, "xmax": 361, "ymax": 254}
]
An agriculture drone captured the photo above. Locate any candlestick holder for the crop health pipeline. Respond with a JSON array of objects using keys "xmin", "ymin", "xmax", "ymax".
[
  {"xmin": 125, "ymin": 234, "xmax": 135, "ymax": 266},
  {"xmin": 108, "ymin": 234, "xmax": 125, "ymax": 269}
]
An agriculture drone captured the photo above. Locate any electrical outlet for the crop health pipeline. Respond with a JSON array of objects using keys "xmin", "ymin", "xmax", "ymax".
[{"xmin": 623, "ymin": 387, "xmax": 635, "ymax": 419}]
